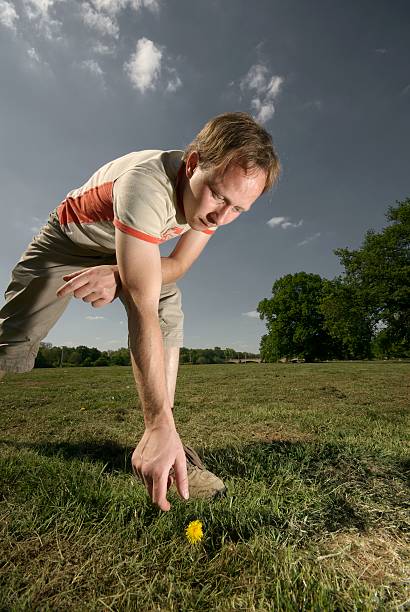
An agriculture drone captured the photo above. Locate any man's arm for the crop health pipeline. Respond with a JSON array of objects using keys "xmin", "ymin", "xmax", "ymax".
[
  {"xmin": 56, "ymin": 230, "xmax": 212, "ymax": 305},
  {"xmin": 161, "ymin": 229, "xmax": 212, "ymax": 284},
  {"xmin": 115, "ymin": 229, "xmax": 189, "ymax": 511}
]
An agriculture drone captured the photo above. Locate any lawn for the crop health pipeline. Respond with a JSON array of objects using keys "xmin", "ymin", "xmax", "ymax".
[{"xmin": 1, "ymin": 362, "xmax": 409, "ymax": 611}]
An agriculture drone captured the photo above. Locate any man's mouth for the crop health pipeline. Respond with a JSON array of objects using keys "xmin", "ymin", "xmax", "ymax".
[{"xmin": 200, "ymin": 218, "xmax": 215, "ymax": 228}]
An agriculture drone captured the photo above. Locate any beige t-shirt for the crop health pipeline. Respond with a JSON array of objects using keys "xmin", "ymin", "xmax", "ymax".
[{"xmin": 56, "ymin": 150, "xmax": 214, "ymax": 253}]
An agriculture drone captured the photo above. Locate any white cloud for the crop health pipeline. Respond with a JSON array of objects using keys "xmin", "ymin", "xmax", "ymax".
[
  {"xmin": 0, "ymin": 0, "xmax": 19, "ymax": 30},
  {"xmin": 267, "ymin": 216, "xmax": 303, "ymax": 229},
  {"xmin": 265, "ymin": 75, "xmax": 282, "ymax": 98},
  {"xmin": 166, "ymin": 68, "xmax": 182, "ymax": 92},
  {"xmin": 267, "ymin": 216, "xmax": 286, "ymax": 228},
  {"xmin": 241, "ymin": 64, "xmax": 268, "ymax": 94},
  {"xmin": 23, "ymin": 0, "xmax": 62, "ymax": 39},
  {"xmin": 251, "ymin": 98, "xmax": 275, "ymax": 124},
  {"xmin": 241, "ymin": 63, "xmax": 284, "ymax": 123},
  {"xmin": 139, "ymin": 0, "xmax": 160, "ymax": 12},
  {"xmin": 124, "ymin": 37, "xmax": 162, "ymax": 92},
  {"xmin": 281, "ymin": 219, "xmax": 303, "ymax": 229},
  {"xmin": 79, "ymin": 59, "xmax": 106, "ymax": 88},
  {"xmin": 242, "ymin": 311, "xmax": 260, "ymax": 319},
  {"xmin": 93, "ymin": 41, "xmax": 115, "ymax": 54},
  {"xmin": 92, "ymin": 0, "xmax": 126, "ymax": 14},
  {"xmin": 80, "ymin": 59, "xmax": 104, "ymax": 77},
  {"xmin": 25, "ymin": 0, "xmax": 56, "ymax": 20},
  {"xmin": 80, "ymin": 2, "xmax": 119, "ymax": 37},
  {"xmin": 91, "ymin": 0, "xmax": 159, "ymax": 16},
  {"xmin": 27, "ymin": 47, "xmax": 41, "ymax": 62},
  {"xmin": 375, "ymin": 48, "xmax": 387, "ymax": 54},
  {"xmin": 297, "ymin": 232, "xmax": 321, "ymax": 247},
  {"xmin": 85, "ymin": 315, "xmax": 106, "ymax": 320}
]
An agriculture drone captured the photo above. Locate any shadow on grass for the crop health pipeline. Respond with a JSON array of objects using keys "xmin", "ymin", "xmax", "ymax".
[
  {"xmin": 0, "ymin": 439, "xmax": 134, "ymax": 473},
  {"xmin": 1, "ymin": 436, "xmax": 407, "ymax": 484},
  {"xmin": 1, "ymin": 437, "xmax": 407, "ymax": 536}
]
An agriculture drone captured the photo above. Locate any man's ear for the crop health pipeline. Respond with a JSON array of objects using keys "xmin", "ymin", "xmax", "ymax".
[{"xmin": 186, "ymin": 151, "xmax": 199, "ymax": 178}]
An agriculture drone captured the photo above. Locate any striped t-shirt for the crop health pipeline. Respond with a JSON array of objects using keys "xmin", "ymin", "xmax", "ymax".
[{"xmin": 56, "ymin": 150, "xmax": 215, "ymax": 254}]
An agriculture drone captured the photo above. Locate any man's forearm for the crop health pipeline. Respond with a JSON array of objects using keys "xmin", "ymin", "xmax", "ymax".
[
  {"xmin": 160, "ymin": 257, "xmax": 184, "ymax": 284},
  {"xmin": 126, "ymin": 298, "xmax": 174, "ymax": 428},
  {"xmin": 111, "ymin": 257, "xmax": 183, "ymax": 287}
]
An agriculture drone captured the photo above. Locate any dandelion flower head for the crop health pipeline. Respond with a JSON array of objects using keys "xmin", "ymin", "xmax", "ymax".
[{"xmin": 185, "ymin": 520, "xmax": 203, "ymax": 544}]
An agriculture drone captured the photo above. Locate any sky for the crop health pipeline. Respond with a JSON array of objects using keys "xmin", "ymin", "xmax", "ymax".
[{"xmin": 0, "ymin": 0, "xmax": 409, "ymax": 354}]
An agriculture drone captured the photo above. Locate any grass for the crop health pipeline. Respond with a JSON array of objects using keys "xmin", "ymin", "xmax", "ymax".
[{"xmin": 0, "ymin": 362, "xmax": 409, "ymax": 611}]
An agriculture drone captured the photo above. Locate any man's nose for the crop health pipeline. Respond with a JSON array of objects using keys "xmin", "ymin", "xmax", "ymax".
[{"xmin": 213, "ymin": 204, "xmax": 230, "ymax": 226}]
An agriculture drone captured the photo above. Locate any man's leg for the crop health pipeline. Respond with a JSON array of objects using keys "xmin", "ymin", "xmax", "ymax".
[
  {"xmin": 0, "ymin": 213, "xmax": 115, "ymax": 373},
  {"xmin": 164, "ymin": 346, "xmax": 180, "ymax": 409}
]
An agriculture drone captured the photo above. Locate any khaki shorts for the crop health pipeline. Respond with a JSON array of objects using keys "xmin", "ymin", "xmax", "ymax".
[{"xmin": 0, "ymin": 212, "xmax": 184, "ymax": 373}]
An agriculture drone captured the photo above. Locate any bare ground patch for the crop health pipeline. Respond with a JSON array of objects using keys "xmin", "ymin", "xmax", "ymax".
[{"xmin": 317, "ymin": 529, "xmax": 410, "ymax": 605}]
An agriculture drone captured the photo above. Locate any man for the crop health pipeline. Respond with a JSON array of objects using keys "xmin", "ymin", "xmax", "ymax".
[{"xmin": 0, "ymin": 112, "xmax": 280, "ymax": 511}]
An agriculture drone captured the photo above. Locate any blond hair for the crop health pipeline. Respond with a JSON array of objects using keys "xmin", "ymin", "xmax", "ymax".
[{"xmin": 183, "ymin": 112, "xmax": 280, "ymax": 192}]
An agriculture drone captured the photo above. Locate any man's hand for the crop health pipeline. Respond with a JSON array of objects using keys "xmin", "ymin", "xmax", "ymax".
[
  {"xmin": 132, "ymin": 423, "xmax": 189, "ymax": 511},
  {"xmin": 56, "ymin": 265, "xmax": 121, "ymax": 307}
]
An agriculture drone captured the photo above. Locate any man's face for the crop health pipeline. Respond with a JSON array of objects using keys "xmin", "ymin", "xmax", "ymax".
[{"xmin": 182, "ymin": 152, "xmax": 266, "ymax": 232}]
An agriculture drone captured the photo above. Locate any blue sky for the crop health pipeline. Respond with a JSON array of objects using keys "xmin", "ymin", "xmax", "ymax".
[{"xmin": 0, "ymin": 0, "xmax": 409, "ymax": 352}]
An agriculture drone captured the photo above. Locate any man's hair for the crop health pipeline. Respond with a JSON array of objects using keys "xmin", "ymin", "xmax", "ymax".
[{"xmin": 183, "ymin": 112, "xmax": 280, "ymax": 192}]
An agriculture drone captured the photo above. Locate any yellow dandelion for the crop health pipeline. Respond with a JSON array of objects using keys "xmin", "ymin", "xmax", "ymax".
[{"xmin": 185, "ymin": 520, "xmax": 204, "ymax": 544}]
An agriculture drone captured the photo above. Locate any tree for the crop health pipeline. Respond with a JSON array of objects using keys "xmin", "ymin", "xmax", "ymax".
[
  {"xmin": 258, "ymin": 272, "xmax": 340, "ymax": 362},
  {"xmin": 109, "ymin": 348, "xmax": 131, "ymax": 366},
  {"xmin": 333, "ymin": 199, "xmax": 410, "ymax": 356},
  {"xmin": 320, "ymin": 279, "xmax": 373, "ymax": 359},
  {"xmin": 35, "ymin": 343, "xmax": 61, "ymax": 368}
]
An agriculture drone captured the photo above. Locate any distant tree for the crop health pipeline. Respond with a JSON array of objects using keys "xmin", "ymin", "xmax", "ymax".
[
  {"xmin": 66, "ymin": 349, "xmax": 82, "ymax": 366},
  {"xmin": 196, "ymin": 356, "xmax": 208, "ymax": 365},
  {"xmin": 75, "ymin": 346, "xmax": 101, "ymax": 366},
  {"xmin": 34, "ymin": 345, "xmax": 52, "ymax": 368},
  {"xmin": 110, "ymin": 348, "xmax": 131, "ymax": 366},
  {"xmin": 320, "ymin": 279, "xmax": 373, "ymax": 359},
  {"xmin": 94, "ymin": 355, "xmax": 110, "ymax": 366},
  {"xmin": 258, "ymin": 272, "xmax": 340, "ymax": 362},
  {"xmin": 333, "ymin": 199, "xmax": 410, "ymax": 357},
  {"xmin": 224, "ymin": 348, "xmax": 235, "ymax": 361},
  {"xmin": 34, "ymin": 343, "xmax": 61, "ymax": 368}
]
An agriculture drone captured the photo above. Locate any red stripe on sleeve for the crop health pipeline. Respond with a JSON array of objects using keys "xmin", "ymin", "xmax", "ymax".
[{"xmin": 113, "ymin": 218, "xmax": 162, "ymax": 244}]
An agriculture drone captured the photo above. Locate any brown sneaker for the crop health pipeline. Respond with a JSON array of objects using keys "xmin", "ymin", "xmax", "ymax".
[
  {"xmin": 131, "ymin": 444, "xmax": 227, "ymax": 500},
  {"xmin": 174, "ymin": 444, "xmax": 227, "ymax": 500}
]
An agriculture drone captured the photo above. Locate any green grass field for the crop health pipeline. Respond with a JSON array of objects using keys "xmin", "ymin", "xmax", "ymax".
[{"xmin": 1, "ymin": 362, "xmax": 409, "ymax": 611}]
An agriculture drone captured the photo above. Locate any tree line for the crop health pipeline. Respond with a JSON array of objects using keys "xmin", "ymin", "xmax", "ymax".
[
  {"xmin": 34, "ymin": 344, "xmax": 259, "ymax": 368},
  {"xmin": 258, "ymin": 199, "xmax": 409, "ymax": 362}
]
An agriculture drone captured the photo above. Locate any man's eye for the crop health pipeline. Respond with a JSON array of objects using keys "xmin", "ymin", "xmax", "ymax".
[
  {"xmin": 212, "ymin": 190, "xmax": 224, "ymax": 201},
  {"xmin": 232, "ymin": 207, "xmax": 242, "ymax": 213}
]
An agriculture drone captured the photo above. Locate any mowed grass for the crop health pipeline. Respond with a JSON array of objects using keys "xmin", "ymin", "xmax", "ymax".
[{"xmin": 0, "ymin": 362, "xmax": 409, "ymax": 611}]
